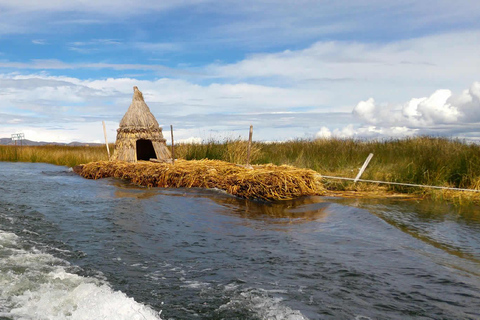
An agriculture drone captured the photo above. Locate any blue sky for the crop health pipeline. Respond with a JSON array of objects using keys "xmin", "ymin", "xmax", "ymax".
[{"xmin": 1, "ymin": 0, "xmax": 480, "ymax": 143}]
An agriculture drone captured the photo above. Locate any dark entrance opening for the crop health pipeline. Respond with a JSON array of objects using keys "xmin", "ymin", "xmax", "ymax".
[{"xmin": 136, "ymin": 139, "xmax": 157, "ymax": 161}]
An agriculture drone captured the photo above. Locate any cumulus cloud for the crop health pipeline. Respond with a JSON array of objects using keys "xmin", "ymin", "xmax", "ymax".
[
  {"xmin": 2, "ymin": 27, "xmax": 480, "ymax": 143},
  {"xmin": 353, "ymin": 82, "xmax": 480, "ymax": 128},
  {"xmin": 315, "ymin": 124, "xmax": 419, "ymax": 140},
  {"xmin": 205, "ymin": 30, "xmax": 480, "ymax": 114},
  {"xmin": 319, "ymin": 125, "xmax": 357, "ymax": 139},
  {"xmin": 321, "ymin": 82, "xmax": 480, "ymax": 140},
  {"xmin": 0, "ymin": 73, "xmax": 339, "ymax": 142},
  {"xmin": 208, "ymin": 31, "xmax": 480, "ymax": 84},
  {"xmin": 2, "ymin": 72, "xmax": 480, "ymax": 143},
  {"xmin": 2, "ymin": 31, "xmax": 480, "ymax": 113},
  {"xmin": 315, "ymin": 127, "xmax": 332, "ymax": 139},
  {"xmin": 0, "ymin": 72, "xmax": 328, "ymax": 116},
  {"xmin": 177, "ymin": 137, "xmax": 202, "ymax": 144}
]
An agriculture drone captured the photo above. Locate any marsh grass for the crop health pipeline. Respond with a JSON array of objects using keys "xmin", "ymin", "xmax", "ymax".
[
  {"xmin": 176, "ymin": 137, "xmax": 480, "ymax": 186},
  {"xmin": 0, "ymin": 145, "xmax": 110, "ymax": 167},
  {"xmin": 174, "ymin": 136, "xmax": 480, "ymax": 203},
  {"xmin": 176, "ymin": 138, "xmax": 262, "ymax": 164},
  {"xmin": 2, "ymin": 136, "xmax": 480, "ymax": 203}
]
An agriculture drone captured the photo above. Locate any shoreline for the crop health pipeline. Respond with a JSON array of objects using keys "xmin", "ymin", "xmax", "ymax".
[
  {"xmin": 2, "ymin": 136, "xmax": 480, "ymax": 205},
  {"xmin": 0, "ymin": 158, "xmax": 474, "ymax": 204}
]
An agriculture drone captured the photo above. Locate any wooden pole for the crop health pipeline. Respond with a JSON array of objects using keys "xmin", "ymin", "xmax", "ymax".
[
  {"xmin": 246, "ymin": 125, "xmax": 253, "ymax": 166},
  {"xmin": 102, "ymin": 121, "xmax": 111, "ymax": 160},
  {"xmin": 170, "ymin": 125, "xmax": 175, "ymax": 165},
  {"xmin": 354, "ymin": 153, "xmax": 374, "ymax": 183}
]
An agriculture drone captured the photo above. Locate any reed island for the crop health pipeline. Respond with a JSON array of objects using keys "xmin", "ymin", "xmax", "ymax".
[{"xmin": 2, "ymin": 86, "xmax": 480, "ymax": 204}]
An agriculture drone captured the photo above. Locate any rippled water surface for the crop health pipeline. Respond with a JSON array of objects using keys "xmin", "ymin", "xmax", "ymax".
[{"xmin": 1, "ymin": 162, "xmax": 480, "ymax": 319}]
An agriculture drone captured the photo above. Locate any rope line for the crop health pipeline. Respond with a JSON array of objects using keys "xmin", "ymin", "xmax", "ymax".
[{"xmin": 320, "ymin": 175, "xmax": 480, "ymax": 193}]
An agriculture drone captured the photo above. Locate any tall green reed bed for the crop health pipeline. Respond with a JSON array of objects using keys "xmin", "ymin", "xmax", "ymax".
[
  {"xmin": 175, "ymin": 137, "xmax": 480, "ymax": 197},
  {"xmin": 260, "ymin": 137, "xmax": 480, "ymax": 188},
  {"xmin": 0, "ymin": 145, "xmax": 110, "ymax": 167}
]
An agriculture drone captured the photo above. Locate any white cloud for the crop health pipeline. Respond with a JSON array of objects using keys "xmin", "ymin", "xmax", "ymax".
[
  {"xmin": 353, "ymin": 82, "xmax": 480, "ymax": 128},
  {"xmin": 0, "ymin": 73, "xmax": 334, "ymax": 142},
  {"xmin": 1, "ymin": 30, "xmax": 478, "ymax": 92},
  {"xmin": 316, "ymin": 124, "xmax": 419, "ymax": 140},
  {"xmin": 315, "ymin": 126, "xmax": 331, "ymax": 139},
  {"xmin": 65, "ymin": 40, "xmax": 181, "ymax": 55},
  {"xmin": 0, "ymin": 121, "xmax": 118, "ymax": 144},
  {"xmin": 133, "ymin": 42, "xmax": 182, "ymax": 53},
  {"xmin": 209, "ymin": 31, "xmax": 480, "ymax": 83},
  {"xmin": 315, "ymin": 124, "xmax": 359, "ymax": 139},
  {"xmin": 352, "ymin": 98, "xmax": 378, "ymax": 124},
  {"xmin": 0, "ymin": 60, "xmax": 181, "ymax": 75},
  {"xmin": 416, "ymin": 89, "xmax": 459, "ymax": 124},
  {"xmin": 2, "ymin": 27, "xmax": 480, "ymax": 143},
  {"xmin": 2, "ymin": 74, "xmax": 480, "ymax": 143},
  {"xmin": 1, "ymin": 0, "xmax": 479, "ymax": 55},
  {"xmin": 32, "ymin": 39, "xmax": 46, "ymax": 45},
  {"xmin": 448, "ymin": 82, "xmax": 480, "ymax": 122},
  {"xmin": 80, "ymin": 77, "xmax": 326, "ymax": 114},
  {"xmin": 207, "ymin": 31, "xmax": 480, "ymax": 112},
  {"xmin": 3, "ymin": 31, "xmax": 479, "ymax": 115},
  {"xmin": 177, "ymin": 137, "xmax": 202, "ymax": 144},
  {"xmin": 339, "ymin": 82, "xmax": 480, "ymax": 140},
  {"xmin": 0, "ymin": 0, "xmax": 207, "ymax": 15}
]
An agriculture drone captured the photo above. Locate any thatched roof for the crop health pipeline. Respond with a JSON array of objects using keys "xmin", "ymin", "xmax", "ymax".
[{"xmin": 119, "ymin": 86, "xmax": 160, "ymax": 129}]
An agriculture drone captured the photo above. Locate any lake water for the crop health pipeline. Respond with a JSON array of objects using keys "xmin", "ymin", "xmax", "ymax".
[{"xmin": 1, "ymin": 162, "xmax": 479, "ymax": 319}]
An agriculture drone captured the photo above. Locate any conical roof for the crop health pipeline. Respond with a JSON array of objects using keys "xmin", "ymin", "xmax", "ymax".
[{"xmin": 119, "ymin": 86, "xmax": 160, "ymax": 128}]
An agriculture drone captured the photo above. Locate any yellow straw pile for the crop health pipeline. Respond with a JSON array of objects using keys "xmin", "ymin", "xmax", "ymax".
[{"xmin": 78, "ymin": 159, "xmax": 325, "ymax": 201}]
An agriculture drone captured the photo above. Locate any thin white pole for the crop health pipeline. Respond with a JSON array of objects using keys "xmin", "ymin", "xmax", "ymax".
[
  {"xmin": 102, "ymin": 121, "xmax": 111, "ymax": 160},
  {"xmin": 354, "ymin": 153, "xmax": 374, "ymax": 182}
]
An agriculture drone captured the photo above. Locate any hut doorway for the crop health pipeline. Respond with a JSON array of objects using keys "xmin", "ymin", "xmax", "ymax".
[{"xmin": 136, "ymin": 139, "xmax": 156, "ymax": 161}]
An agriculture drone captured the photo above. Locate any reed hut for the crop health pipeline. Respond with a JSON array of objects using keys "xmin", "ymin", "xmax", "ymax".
[{"xmin": 112, "ymin": 86, "xmax": 171, "ymax": 162}]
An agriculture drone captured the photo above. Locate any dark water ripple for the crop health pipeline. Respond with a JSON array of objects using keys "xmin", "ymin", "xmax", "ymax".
[{"xmin": 1, "ymin": 162, "xmax": 480, "ymax": 319}]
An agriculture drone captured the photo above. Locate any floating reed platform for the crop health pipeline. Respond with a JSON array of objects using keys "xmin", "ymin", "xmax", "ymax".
[{"xmin": 75, "ymin": 160, "xmax": 325, "ymax": 201}]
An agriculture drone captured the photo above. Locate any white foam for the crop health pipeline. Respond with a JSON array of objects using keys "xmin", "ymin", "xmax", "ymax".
[
  {"xmin": 0, "ymin": 229, "xmax": 19, "ymax": 244},
  {"xmin": 181, "ymin": 280, "xmax": 210, "ymax": 289},
  {"xmin": 218, "ymin": 288, "xmax": 308, "ymax": 320},
  {"xmin": 22, "ymin": 229, "xmax": 40, "ymax": 236},
  {"xmin": 0, "ymin": 230, "xmax": 162, "ymax": 320}
]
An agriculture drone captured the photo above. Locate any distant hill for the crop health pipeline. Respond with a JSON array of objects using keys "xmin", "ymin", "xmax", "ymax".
[{"xmin": 0, "ymin": 138, "xmax": 102, "ymax": 147}]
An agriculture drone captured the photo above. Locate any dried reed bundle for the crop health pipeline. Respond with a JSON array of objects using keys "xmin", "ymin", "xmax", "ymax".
[{"xmin": 78, "ymin": 159, "xmax": 325, "ymax": 201}]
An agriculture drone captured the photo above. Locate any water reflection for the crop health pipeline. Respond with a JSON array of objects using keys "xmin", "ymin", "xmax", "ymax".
[
  {"xmin": 110, "ymin": 179, "xmax": 330, "ymax": 225},
  {"xmin": 111, "ymin": 179, "xmax": 159, "ymax": 200},
  {"xmin": 210, "ymin": 195, "xmax": 330, "ymax": 223},
  {"xmin": 330, "ymin": 196, "xmax": 480, "ymax": 276},
  {"xmin": 108, "ymin": 179, "xmax": 480, "ymax": 276}
]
